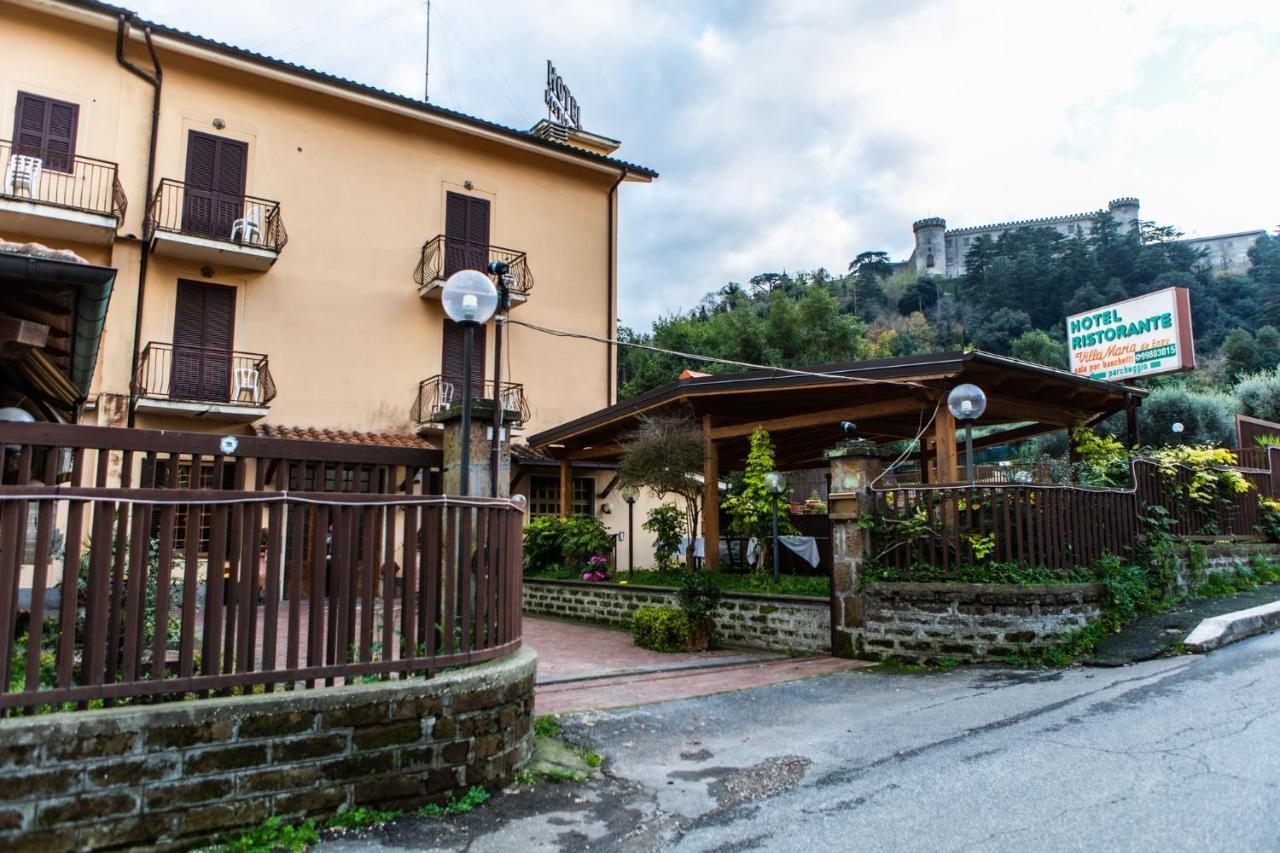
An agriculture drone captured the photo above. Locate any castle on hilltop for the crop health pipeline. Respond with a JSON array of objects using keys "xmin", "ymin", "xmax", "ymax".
[{"xmin": 908, "ymin": 197, "xmax": 1266, "ymax": 278}]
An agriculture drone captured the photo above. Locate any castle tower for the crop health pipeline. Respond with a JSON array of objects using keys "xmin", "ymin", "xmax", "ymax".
[
  {"xmin": 1108, "ymin": 197, "xmax": 1140, "ymax": 235},
  {"xmin": 912, "ymin": 218, "xmax": 947, "ymax": 275}
]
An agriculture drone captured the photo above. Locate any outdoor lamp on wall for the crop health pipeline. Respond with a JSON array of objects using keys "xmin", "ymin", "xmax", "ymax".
[
  {"xmin": 622, "ymin": 484, "xmax": 639, "ymax": 574},
  {"xmin": 947, "ymin": 384, "xmax": 987, "ymax": 483},
  {"xmin": 765, "ymin": 471, "xmax": 787, "ymax": 582},
  {"xmin": 442, "ymin": 270, "xmax": 498, "ymax": 497}
]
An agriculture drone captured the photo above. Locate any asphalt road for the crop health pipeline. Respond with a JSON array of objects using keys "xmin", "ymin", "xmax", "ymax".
[{"xmin": 320, "ymin": 632, "xmax": 1280, "ymax": 852}]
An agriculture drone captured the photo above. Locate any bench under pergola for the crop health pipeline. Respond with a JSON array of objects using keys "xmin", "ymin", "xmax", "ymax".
[{"xmin": 527, "ymin": 350, "xmax": 1145, "ymax": 569}]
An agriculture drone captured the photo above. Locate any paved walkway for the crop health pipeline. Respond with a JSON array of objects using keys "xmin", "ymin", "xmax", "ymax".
[{"xmin": 525, "ymin": 615, "xmax": 867, "ymax": 714}]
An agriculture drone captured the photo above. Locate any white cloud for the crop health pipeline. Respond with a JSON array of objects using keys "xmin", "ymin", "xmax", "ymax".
[{"xmin": 125, "ymin": 0, "xmax": 1280, "ymax": 327}]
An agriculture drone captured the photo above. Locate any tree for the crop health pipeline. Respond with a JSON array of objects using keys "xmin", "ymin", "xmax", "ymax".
[
  {"xmin": 972, "ymin": 307, "xmax": 1032, "ymax": 355},
  {"xmin": 897, "ymin": 278, "xmax": 939, "ymax": 316},
  {"xmin": 1010, "ymin": 329, "xmax": 1067, "ymax": 369},
  {"xmin": 618, "ymin": 415, "xmax": 708, "ymax": 568},
  {"xmin": 721, "ymin": 427, "xmax": 794, "ymax": 572}
]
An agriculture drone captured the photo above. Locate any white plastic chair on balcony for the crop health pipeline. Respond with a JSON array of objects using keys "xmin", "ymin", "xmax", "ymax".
[
  {"xmin": 434, "ymin": 381, "xmax": 456, "ymax": 414},
  {"xmin": 230, "ymin": 209, "xmax": 261, "ymax": 244},
  {"xmin": 3, "ymin": 154, "xmax": 42, "ymax": 198},
  {"xmin": 232, "ymin": 366, "xmax": 261, "ymax": 404}
]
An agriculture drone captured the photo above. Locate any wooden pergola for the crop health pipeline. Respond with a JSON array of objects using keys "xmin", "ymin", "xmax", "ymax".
[{"xmin": 527, "ymin": 350, "xmax": 1145, "ymax": 569}]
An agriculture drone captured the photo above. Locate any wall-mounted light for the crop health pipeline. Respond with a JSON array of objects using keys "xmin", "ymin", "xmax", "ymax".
[
  {"xmin": 212, "ymin": 118, "xmax": 226, "ymax": 129},
  {"xmin": 463, "ymin": 180, "xmax": 474, "ymax": 190}
]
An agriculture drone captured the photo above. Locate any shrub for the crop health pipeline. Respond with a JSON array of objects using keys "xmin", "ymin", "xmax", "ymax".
[
  {"xmin": 632, "ymin": 607, "xmax": 695, "ymax": 652},
  {"xmin": 1138, "ymin": 386, "xmax": 1237, "ymax": 447},
  {"xmin": 1235, "ymin": 367, "xmax": 1280, "ymax": 424},
  {"xmin": 642, "ymin": 504, "xmax": 685, "ymax": 570},
  {"xmin": 522, "ymin": 515, "xmax": 612, "ymax": 573},
  {"xmin": 677, "ymin": 571, "xmax": 722, "ymax": 625}
]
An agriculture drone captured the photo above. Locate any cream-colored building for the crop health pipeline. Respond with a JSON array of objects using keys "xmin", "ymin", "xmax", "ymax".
[{"xmin": 0, "ymin": 0, "xmax": 661, "ymax": 569}]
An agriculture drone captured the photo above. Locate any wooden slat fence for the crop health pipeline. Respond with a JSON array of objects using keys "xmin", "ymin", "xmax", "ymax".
[{"xmin": 0, "ymin": 423, "xmax": 523, "ymax": 714}]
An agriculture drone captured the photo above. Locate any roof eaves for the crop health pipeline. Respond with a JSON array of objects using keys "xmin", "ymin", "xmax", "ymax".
[{"xmin": 64, "ymin": 0, "xmax": 658, "ymax": 179}]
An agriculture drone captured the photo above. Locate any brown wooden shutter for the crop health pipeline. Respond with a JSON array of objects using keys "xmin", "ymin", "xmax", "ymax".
[
  {"xmin": 13, "ymin": 92, "xmax": 78, "ymax": 172},
  {"xmin": 171, "ymin": 281, "xmax": 236, "ymax": 402},
  {"xmin": 441, "ymin": 319, "xmax": 486, "ymax": 395},
  {"xmin": 444, "ymin": 191, "xmax": 491, "ymax": 275},
  {"xmin": 183, "ymin": 131, "xmax": 247, "ymax": 238}
]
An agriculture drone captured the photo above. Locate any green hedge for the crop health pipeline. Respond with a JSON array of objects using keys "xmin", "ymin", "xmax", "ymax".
[{"xmin": 631, "ymin": 607, "xmax": 696, "ymax": 652}]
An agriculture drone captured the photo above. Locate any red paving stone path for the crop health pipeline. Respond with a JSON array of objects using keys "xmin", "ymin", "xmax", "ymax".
[{"xmin": 525, "ymin": 616, "xmax": 870, "ymax": 715}]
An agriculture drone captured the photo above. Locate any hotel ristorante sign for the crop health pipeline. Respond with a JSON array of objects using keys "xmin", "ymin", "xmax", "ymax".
[
  {"xmin": 545, "ymin": 60, "xmax": 581, "ymax": 129},
  {"xmin": 1066, "ymin": 286, "xmax": 1195, "ymax": 381}
]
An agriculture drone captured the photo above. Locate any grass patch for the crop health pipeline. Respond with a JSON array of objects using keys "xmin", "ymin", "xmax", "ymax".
[
  {"xmin": 218, "ymin": 817, "xmax": 320, "ymax": 852},
  {"xmin": 416, "ymin": 786, "xmax": 490, "ymax": 817},
  {"xmin": 326, "ymin": 806, "xmax": 403, "ymax": 830},
  {"xmin": 533, "ymin": 714, "xmax": 562, "ymax": 738},
  {"xmin": 874, "ymin": 655, "xmax": 959, "ymax": 673}
]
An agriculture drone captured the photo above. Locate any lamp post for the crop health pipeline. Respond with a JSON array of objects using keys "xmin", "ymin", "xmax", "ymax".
[
  {"xmin": 764, "ymin": 471, "xmax": 786, "ymax": 582},
  {"xmin": 947, "ymin": 384, "xmax": 987, "ymax": 483},
  {"xmin": 441, "ymin": 270, "xmax": 498, "ymax": 496},
  {"xmin": 487, "ymin": 260, "xmax": 512, "ymax": 497},
  {"xmin": 622, "ymin": 484, "xmax": 638, "ymax": 575}
]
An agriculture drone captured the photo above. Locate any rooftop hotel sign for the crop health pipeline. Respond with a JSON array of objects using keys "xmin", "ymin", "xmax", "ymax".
[
  {"xmin": 545, "ymin": 60, "xmax": 581, "ymax": 129},
  {"xmin": 1066, "ymin": 287, "xmax": 1195, "ymax": 381}
]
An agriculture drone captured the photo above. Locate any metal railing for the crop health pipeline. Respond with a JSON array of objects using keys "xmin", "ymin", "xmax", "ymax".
[
  {"xmin": 0, "ymin": 422, "xmax": 521, "ymax": 713},
  {"xmin": 410, "ymin": 374, "xmax": 530, "ymax": 427},
  {"xmin": 0, "ymin": 140, "xmax": 126, "ymax": 224},
  {"xmin": 413, "ymin": 235, "xmax": 533, "ymax": 296},
  {"xmin": 134, "ymin": 342, "xmax": 277, "ymax": 407},
  {"xmin": 145, "ymin": 178, "xmax": 287, "ymax": 252}
]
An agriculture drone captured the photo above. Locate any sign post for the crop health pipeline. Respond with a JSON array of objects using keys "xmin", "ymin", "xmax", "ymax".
[{"xmin": 1066, "ymin": 287, "xmax": 1195, "ymax": 381}]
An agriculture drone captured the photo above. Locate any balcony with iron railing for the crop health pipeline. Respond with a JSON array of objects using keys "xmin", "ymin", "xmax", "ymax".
[
  {"xmin": 145, "ymin": 178, "xmax": 287, "ymax": 271},
  {"xmin": 410, "ymin": 374, "xmax": 530, "ymax": 431},
  {"xmin": 0, "ymin": 140, "xmax": 126, "ymax": 245},
  {"xmin": 133, "ymin": 341, "xmax": 276, "ymax": 422},
  {"xmin": 413, "ymin": 235, "xmax": 533, "ymax": 304}
]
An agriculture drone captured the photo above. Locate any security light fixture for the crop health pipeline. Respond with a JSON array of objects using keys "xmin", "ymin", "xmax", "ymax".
[
  {"xmin": 441, "ymin": 270, "xmax": 498, "ymax": 327},
  {"xmin": 764, "ymin": 471, "xmax": 787, "ymax": 581}
]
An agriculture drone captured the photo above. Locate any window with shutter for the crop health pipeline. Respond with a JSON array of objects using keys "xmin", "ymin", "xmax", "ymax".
[
  {"xmin": 443, "ymin": 191, "xmax": 491, "ymax": 275},
  {"xmin": 171, "ymin": 280, "xmax": 236, "ymax": 402},
  {"xmin": 13, "ymin": 91, "xmax": 79, "ymax": 172},
  {"xmin": 182, "ymin": 131, "xmax": 247, "ymax": 238}
]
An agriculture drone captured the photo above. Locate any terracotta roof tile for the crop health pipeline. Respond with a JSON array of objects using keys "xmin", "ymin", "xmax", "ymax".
[{"xmin": 254, "ymin": 424, "xmax": 439, "ymax": 450}]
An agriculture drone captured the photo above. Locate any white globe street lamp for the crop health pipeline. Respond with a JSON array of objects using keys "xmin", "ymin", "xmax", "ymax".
[
  {"xmin": 947, "ymin": 384, "xmax": 987, "ymax": 483},
  {"xmin": 764, "ymin": 471, "xmax": 787, "ymax": 581},
  {"xmin": 441, "ymin": 270, "xmax": 498, "ymax": 496},
  {"xmin": 622, "ymin": 484, "xmax": 639, "ymax": 574}
]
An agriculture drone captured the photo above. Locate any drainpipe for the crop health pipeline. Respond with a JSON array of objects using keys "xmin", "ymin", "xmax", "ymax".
[
  {"xmin": 606, "ymin": 168, "xmax": 627, "ymax": 405},
  {"xmin": 117, "ymin": 15, "xmax": 162, "ymax": 427}
]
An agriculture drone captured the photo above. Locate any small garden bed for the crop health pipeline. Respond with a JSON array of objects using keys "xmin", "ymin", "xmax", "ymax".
[{"xmin": 524, "ymin": 567, "xmax": 829, "ymax": 598}]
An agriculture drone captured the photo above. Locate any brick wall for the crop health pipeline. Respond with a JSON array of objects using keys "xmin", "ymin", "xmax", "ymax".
[
  {"xmin": 861, "ymin": 583, "xmax": 1102, "ymax": 663},
  {"xmin": 523, "ymin": 579, "xmax": 831, "ymax": 654},
  {"xmin": 0, "ymin": 647, "xmax": 536, "ymax": 851}
]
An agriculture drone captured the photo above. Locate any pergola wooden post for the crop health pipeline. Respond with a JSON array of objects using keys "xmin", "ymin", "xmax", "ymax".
[
  {"xmin": 559, "ymin": 458, "xmax": 573, "ymax": 517},
  {"xmin": 933, "ymin": 400, "xmax": 959, "ymax": 484},
  {"xmin": 702, "ymin": 415, "xmax": 720, "ymax": 570}
]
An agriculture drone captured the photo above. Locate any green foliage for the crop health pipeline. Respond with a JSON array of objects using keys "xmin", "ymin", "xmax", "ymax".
[
  {"xmin": 1145, "ymin": 444, "xmax": 1252, "ymax": 510},
  {"xmin": 632, "ymin": 606, "xmax": 697, "ymax": 652},
  {"xmin": 642, "ymin": 504, "xmax": 685, "ymax": 570},
  {"xmin": 522, "ymin": 515, "xmax": 613, "ymax": 572},
  {"xmin": 326, "ymin": 806, "xmax": 403, "ymax": 830},
  {"xmin": 1136, "ymin": 386, "xmax": 1237, "ymax": 448},
  {"xmin": 722, "ymin": 427, "xmax": 796, "ymax": 569},
  {"xmin": 1259, "ymin": 498, "xmax": 1280, "ymax": 541},
  {"xmin": 1235, "ymin": 366, "xmax": 1280, "ymax": 424},
  {"xmin": 1003, "ymin": 622, "xmax": 1110, "ymax": 669},
  {"xmin": 1072, "ymin": 427, "xmax": 1132, "ymax": 485},
  {"xmin": 611, "ymin": 569, "xmax": 829, "ymax": 597},
  {"xmin": 1010, "ymin": 329, "xmax": 1068, "ymax": 368},
  {"xmin": 533, "ymin": 714, "xmax": 562, "ymax": 738},
  {"xmin": 416, "ymin": 786, "xmax": 490, "ymax": 818},
  {"xmin": 219, "ymin": 816, "xmax": 320, "ymax": 852},
  {"xmin": 676, "ymin": 571, "xmax": 723, "ymax": 625},
  {"xmin": 619, "ymin": 416, "xmax": 707, "ymax": 551},
  {"xmin": 861, "ymin": 561, "xmax": 1091, "ymax": 586}
]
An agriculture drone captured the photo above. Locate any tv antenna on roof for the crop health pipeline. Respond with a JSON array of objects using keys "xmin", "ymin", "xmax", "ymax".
[{"xmin": 424, "ymin": 0, "xmax": 431, "ymax": 102}]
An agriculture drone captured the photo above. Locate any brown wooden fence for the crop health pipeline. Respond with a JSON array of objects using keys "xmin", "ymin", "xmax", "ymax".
[
  {"xmin": 0, "ymin": 423, "xmax": 523, "ymax": 714},
  {"xmin": 870, "ymin": 447, "xmax": 1280, "ymax": 574}
]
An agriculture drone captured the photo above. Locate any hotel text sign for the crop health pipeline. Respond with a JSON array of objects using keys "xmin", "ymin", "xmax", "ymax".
[
  {"xmin": 545, "ymin": 60, "xmax": 581, "ymax": 129},
  {"xmin": 1066, "ymin": 287, "xmax": 1195, "ymax": 381}
]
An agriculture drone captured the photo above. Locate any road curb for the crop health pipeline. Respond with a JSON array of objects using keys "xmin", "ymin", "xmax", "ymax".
[{"xmin": 1183, "ymin": 600, "xmax": 1280, "ymax": 653}]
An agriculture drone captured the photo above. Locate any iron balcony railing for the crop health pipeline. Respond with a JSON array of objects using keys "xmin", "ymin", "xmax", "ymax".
[
  {"xmin": 0, "ymin": 139, "xmax": 126, "ymax": 223},
  {"xmin": 413, "ymin": 235, "xmax": 533, "ymax": 296},
  {"xmin": 134, "ymin": 342, "xmax": 277, "ymax": 407},
  {"xmin": 410, "ymin": 374, "xmax": 530, "ymax": 428},
  {"xmin": 145, "ymin": 178, "xmax": 287, "ymax": 252}
]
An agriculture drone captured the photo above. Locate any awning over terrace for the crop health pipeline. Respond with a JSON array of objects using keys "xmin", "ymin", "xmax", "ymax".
[{"xmin": 527, "ymin": 350, "xmax": 1146, "ymax": 568}]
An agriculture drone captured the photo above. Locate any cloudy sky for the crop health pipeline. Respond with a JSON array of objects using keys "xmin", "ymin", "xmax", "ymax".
[{"xmin": 128, "ymin": 0, "xmax": 1280, "ymax": 328}]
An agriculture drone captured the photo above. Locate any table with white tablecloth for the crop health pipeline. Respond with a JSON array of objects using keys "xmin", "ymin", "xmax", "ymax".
[{"xmin": 746, "ymin": 535, "xmax": 820, "ymax": 568}]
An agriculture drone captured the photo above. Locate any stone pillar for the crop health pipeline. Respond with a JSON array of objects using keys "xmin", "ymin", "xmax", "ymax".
[
  {"xmin": 438, "ymin": 401, "xmax": 515, "ymax": 498},
  {"xmin": 826, "ymin": 439, "xmax": 885, "ymax": 659}
]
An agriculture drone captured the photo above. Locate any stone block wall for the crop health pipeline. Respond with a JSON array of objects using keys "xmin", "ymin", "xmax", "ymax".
[
  {"xmin": 0, "ymin": 647, "xmax": 536, "ymax": 851},
  {"xmin": 860, "ymin": 583, "xmax": 1102, "ymax": 663},
  {"xmin": 1175, "ymin": 542, "xmax": 1280, "ymax": 590},
  {"xmin": 523, "ymin": 579, "xmax": 830, "ymax": 654}
]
